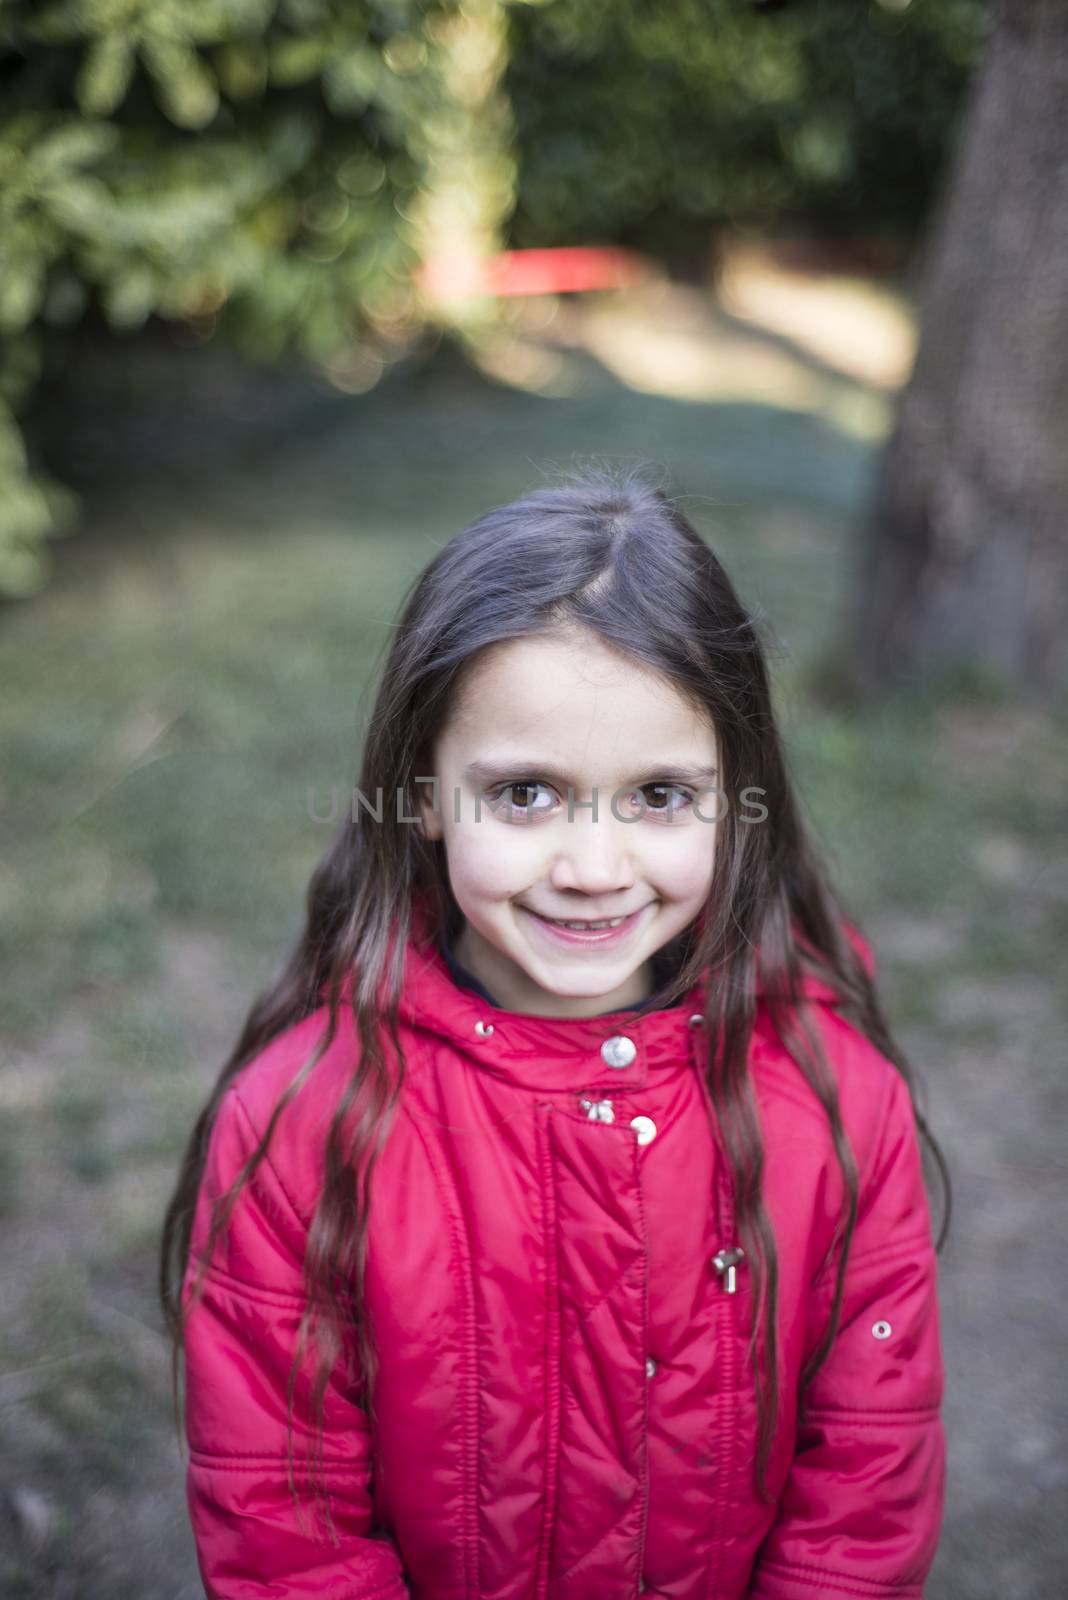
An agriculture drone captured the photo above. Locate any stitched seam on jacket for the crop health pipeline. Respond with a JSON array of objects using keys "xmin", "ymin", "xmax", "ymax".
[
  {"xmin": 202, "ymin": 1264, "xmax": 302, "ymax": 1306},
  {"xmin": 554, "ymin": 1495, "xmax": 641, "ymax": 1588},
  {"xmin": 534, "ymin": 1105, "xmax": 563, "ymax": 1600},
  {"xmin": 634, "ymin": 1129, "xmax": 651, "ymax": 1598},
  {"xmin": 579, "ymin": 1253, "xmax": 644, "ymax": 1323},
  {"xmin": 189, "ymin": 1452, "xmax": 359, "ymax": 1472},
  {"xmin": 231, "ymin": 1087, "xmax": 313, "ymax": 1238},
  {"xmin": 755, "ymin": 1557, "xmax": 923, "ymax": 1596},
  {"xmin": 357, "ymin": 1582, "xmax": 408, "ymax": 1600},
  {"xmin": 752, "ymin": 1580, "xmax": 921, "ymax": 1600},
  {"xmin": 554, "ymin": 1124, "xmax": 649, "ymax": 1593},
  {"xmin": 409, "ymin": 1109, "xmax": 480, "ymax": 1599},
  {"xmin": 802, "ymin": 1405, "xmax": 941, "ymax": 1423},
  {"xmin": 345, "ymin": 1581, "xmax": 408, "ymax": 1600},
  {"xmin": 200, "ymin": 1259, "xmax": 356, "ymax": 1312}
]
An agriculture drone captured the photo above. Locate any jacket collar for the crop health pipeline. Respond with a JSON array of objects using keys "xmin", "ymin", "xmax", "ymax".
[
  {"xmin": 394, "ymin": 893, "xmax": 707, "ymax": 1091},
  {"xmin": 390, "ymin": 890, "xmax": 855, "ymax": 1093},
  {"xmin": 324, "ymin": 891, "xmax": 860, "ymax": 1094}
]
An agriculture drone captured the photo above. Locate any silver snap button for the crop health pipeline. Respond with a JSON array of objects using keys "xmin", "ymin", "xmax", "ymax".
[
  {"xmin": 629, "ymin": 1115, "xmax": 657, "ymax": 1146},
  {"xmin": 872, "ymin": 1320, "xmax": 892, "ymax": 1339},
  {"xmin": 474, "ymin": 1019, "xmax": 494, "ymax": 1037},
  {"xmin": 645, "ymin": 1356, "xmax": 657, "ymax": 1379},
  {"xmin": 687, "ymin": 1013, "xmax": 703, "ymax": 1028},
  {"xmin": 601, "ymin": 1034, "xmax": 636, "ymax": 1069},
  {"xmin": 579, "ymin": 1097, "xmax": 615, "ymax": 1124}
]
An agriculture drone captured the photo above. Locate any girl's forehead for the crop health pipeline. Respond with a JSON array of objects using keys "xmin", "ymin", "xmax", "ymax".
[
  {"xmin": 446, "ymin": 633, "xmax": 717, "ymax": 753},
  {"xmin": 460, "ymin": 630, "xmax": 667, "ymax": 698}
]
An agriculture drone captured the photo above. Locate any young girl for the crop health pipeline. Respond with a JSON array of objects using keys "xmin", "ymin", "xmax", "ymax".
[{"xmin": 161, "ymin": 468, "xmax": 950, "ymax": 1600}]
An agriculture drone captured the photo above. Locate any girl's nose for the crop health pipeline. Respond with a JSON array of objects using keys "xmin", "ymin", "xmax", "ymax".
[{"xmin": 548, "ymin": 818, "xmax": 637, "ymax": 895}]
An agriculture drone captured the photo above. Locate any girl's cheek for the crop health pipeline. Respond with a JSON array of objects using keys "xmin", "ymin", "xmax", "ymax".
[
  {"xmin": 652, "ymin": 817, "xmax": 718, "ymax": 872},
  {"xmin": 448, "ymin": 821, "xmax": 543, "ymax": 887}
]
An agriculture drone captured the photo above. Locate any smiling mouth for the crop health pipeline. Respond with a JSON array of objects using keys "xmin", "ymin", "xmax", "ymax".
[
  {"xmin": 535, "ymin": 913, "xmax": 633, "ymax": 930},
  {"xmin": 520, "ymin": 903, "xmax": 655, "ymax": 945},
  {"xmin": 521, "ymin": 908, "xmax": 645, "ymax": 934}
]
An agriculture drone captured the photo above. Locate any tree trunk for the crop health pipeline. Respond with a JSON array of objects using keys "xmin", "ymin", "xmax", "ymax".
[{"xmin": 852, "ymin": 0, "xmax": 1068, "ymax": 702}]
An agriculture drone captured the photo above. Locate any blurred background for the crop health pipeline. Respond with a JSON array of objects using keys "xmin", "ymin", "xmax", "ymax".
[{"xmin": 1, "ymin": 0, "xmax": 1066, "ymax": 1594}]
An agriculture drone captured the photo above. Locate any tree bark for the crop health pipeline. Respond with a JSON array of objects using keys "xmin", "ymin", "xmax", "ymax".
[{"xmin": 852, "ymin": 0, "xmax": 1068, "ymax": 702}]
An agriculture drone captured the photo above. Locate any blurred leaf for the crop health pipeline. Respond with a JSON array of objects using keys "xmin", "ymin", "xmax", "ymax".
[
  {"xmin": 30, "ymin": 120, "xmax": 121, "ymax": 175},
  {"xmin": 76, "ymin": 36, "xmax": 138, "ymax": 117},
  {"xmin": 142, "ymin": 38, "xmax": 221, "ymax": 128},
  {"xmin": 101, "ymin": 266, "xmax": 158, "ymax": 329},
  {"xmin": 322, "ymin": 48, "xmax": 382, "ymax": 114},
  {"xmin": 0, "ymin": 266, "xmax": 45, "ymax": 330},
  {"xmin": 42, "ymin": 173, "xmax": 115, "ymax": 231},
  {"xmin": 268, "ymin": 34, "xmax": 330, "ymax": 85},
  {"xmin": 214, "ymin": 39, "xmax": 270, "ymax": 100}
]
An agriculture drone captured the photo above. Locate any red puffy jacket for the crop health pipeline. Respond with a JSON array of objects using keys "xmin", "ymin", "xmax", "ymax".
[{"xmin": 182, "ymin": 902, "xmax": 946, "ymax": 1599}]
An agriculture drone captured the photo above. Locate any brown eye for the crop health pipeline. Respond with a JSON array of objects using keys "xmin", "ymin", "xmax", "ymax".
[
  {"xmin": 489, "ymin": 781, "xmax": 555, "ymax": 816},
  {"xmin": 641, "ymin": 784, "xmax": 693, "ymax": 814}
]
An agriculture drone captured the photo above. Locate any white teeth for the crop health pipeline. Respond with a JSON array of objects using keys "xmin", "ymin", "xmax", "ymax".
[{"xmin": 552, "ymin": 917, "xmax": 625, "ymax": 931}]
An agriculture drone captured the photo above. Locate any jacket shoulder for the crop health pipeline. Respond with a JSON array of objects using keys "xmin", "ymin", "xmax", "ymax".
[
  {"xmin": 233, "ymin": 1003, "xmax": 338, "ymax": 1114},
  {"xmin": 753, "ymin": 994, "xmax": 907, "ymax": 1203},
  {"xmin": 223, "ymin": 1002, "xmax": 362, "ymax": 1228}
]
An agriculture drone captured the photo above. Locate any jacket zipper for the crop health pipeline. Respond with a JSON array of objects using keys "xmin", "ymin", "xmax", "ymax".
[{"xmin": 706, "ymin": 1204, "xmax": 745, "ymax": 1598}]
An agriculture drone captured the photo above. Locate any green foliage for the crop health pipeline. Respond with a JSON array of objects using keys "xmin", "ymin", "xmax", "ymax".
[
  {"xmin": 0, "ymin": 0, "xmax": 512, "ymax": 594},
  {"xmin": 0, "ymin": 0, "xmax": 990, "ymax": 597},
  {"xmin": 505, "ymin": 0, "xmax": 988, "ymax": 257}
]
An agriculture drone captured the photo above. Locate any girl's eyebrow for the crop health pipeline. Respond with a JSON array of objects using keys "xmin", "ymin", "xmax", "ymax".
[{"xmin": 461, "ymin": 758, "xmax": 719, "ymax": 788}]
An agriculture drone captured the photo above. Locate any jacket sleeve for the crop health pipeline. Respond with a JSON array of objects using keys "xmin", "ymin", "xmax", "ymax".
[
  {"xmin": 748, "ymin": 1065, "xmax": 947, "ymax": 1599},
  {"xmin": 182, "ymin": 1084, "xmax": 410, "ymax": 1600}
]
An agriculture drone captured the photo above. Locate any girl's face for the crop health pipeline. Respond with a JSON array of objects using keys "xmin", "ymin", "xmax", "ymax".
[{"xmin": 418, "ymin": 627, "xmax": 720, "ymax": 1019}]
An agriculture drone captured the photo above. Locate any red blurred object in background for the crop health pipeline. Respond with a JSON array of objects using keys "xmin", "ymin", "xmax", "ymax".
[{"xmin": 417, "ymin": 246, "xmax": 650, "ymax": 303}]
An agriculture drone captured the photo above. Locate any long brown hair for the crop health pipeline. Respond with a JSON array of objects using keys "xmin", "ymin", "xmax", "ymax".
[{"xmin": 160, "ymin": 463, "xmax": 951, "ymax": 1534}]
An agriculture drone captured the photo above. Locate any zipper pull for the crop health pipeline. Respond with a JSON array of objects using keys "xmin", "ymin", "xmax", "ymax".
[{"xmin": 711, "ymin": 1246, "xmax": 745, "ymax": 1294}]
